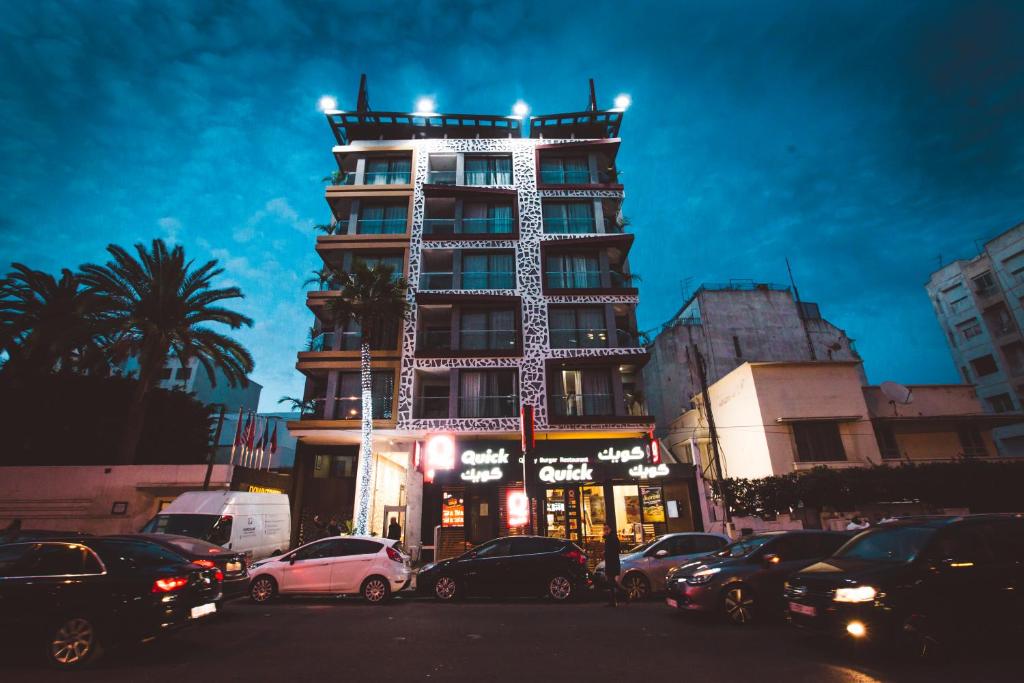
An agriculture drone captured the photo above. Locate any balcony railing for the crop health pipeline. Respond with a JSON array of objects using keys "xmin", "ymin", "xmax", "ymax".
[
  {"xmin": 300, "ymin": 398, "xmax": 328, "ymax": 420},
  {"xmin": 307, "ymin": 331, "xmax": 360, "ymax": 351},
  {"xmin": 549, "ymin": 393, "xmax": 614, "ymax": 417},
  {"xmin": 334, "ymin": 395, "xmax": 393, "ymax": 420},
  {"xmin": 419, "ymin": 271, "xmax": 515, "ymax": 290},
  {"xmin": 427, "ymin": 170, "xmax": 456, "ymax": 185},
  {"xmin": 465, "ymin": 171, "xmax": 513, "ymax": 186},
  {"xmin": 423, "ymin": 217, "xmax": 514, "ymax": 236},
  {"xmin": 460, "ymin": 329, "xmax": 517, "ymax": 350},
  {"xmin": 549, "ymin": 328, "xmax": 608, "ymax": 349},
  {"xmin": 414, "ymin": 396, "xmax": 451, "ymax": 419},
  {"xmin": 418, "ymin": 329, "xmax": 452, "ymax": 351},
  {"xmin": 545, "ymin": 271, "xmax": 633, "ymax": 289},
  {"xmin": 356, "ymin": 217, "xmax": 407, "ymax": 234},
  {"xmin": 459, "ymin": 395, "xmax": 518, "ymax": 418},
  {"xmin": 540, "ymin": 169, "xmax": 591, "ymax": 184},
  {"xmin": 363, "ymin": 170, "xmax": 411, "ymax": 185},
  {"xmin": 543, "ymin": 217, "xmax": 597, "ymax": 234},
  {"xmin": 308, "ymin": 332, "xmax": 334, "ymax": 352}
]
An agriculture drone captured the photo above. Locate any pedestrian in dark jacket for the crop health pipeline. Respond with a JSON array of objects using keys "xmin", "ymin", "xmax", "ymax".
[
  {"xmin": 327, "ymin": 516, "xmax": 341, "ymax": 536},
  {"xmin": 387, "ymin": 517, "xmax": 401, "ymax": 541},
  {"xmin": 602, "ymin": 524, "xmax": 622, "ymax": 606}
]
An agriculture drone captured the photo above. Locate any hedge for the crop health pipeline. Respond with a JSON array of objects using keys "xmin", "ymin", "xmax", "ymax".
[{"xmin": 713, "ymin": 460, "xmax": 1024, "ymax": 517}]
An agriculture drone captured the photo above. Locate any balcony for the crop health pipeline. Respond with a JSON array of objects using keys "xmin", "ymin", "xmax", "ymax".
[
  {"xmin": 414, "ymin": 396, "xmax": 451, "ymax": 419},
  {"xmin": 548, "ymin": 393, "xmax": 615, "ymax": 418},
  {"xmin": 549, "ymin": 327, "xmax": 608, "ymax": 349},
  {"xmin": 419, "ymin": 271, "xmax": 515, "ymax": 290},
  {"xmin": 459, "ymin": 394, "xmax": 517, "ymax": 418},
  {"xmin": 333, "ymin": 394, "xmax": 393, "ymax": 420},
  {"xmin": 423, "ymin": 217, "xmax": 514, "ymax": 237},
  {"xmin": 540, "ymin": 168, "xmax": 591, "ymax": 185},
  {"xmin": 308, "ymin": 331, "xmax": 361, "ymax": 352},
  {"xmin": 460, "ymin": 329, "xmax": 517, "ymax": 351},
  {"xmin": 544, "ymin": 270, "xmax": 633, "ymax": 290},
  {"xmin": 356, "ymin": 217, "xmax": 407, "ymax": 235},
  {"xmin": 427, "ymin": 170, "xmax": 457, "ymax": 185}
]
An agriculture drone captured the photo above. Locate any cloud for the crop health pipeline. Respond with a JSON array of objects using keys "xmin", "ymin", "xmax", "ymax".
[{"xmin": 158, "ymin": 216, "xmax": 183, "ymax": 244}]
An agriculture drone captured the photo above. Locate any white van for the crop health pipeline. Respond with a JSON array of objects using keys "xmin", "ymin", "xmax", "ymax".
[{"xmin": 141, "ymin": 491, "xmax": 291, "ymax": 561}]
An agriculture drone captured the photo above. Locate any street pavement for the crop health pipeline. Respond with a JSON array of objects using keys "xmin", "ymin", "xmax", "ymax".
[{"xmin": 1, "ymin": 595, "xmax": 1019, "ymax": 682}]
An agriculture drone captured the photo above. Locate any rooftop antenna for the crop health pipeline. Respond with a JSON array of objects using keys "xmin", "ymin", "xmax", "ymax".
[
  {"xmin": 880, "ymin": 381, "xmax": 913, "ymax": 416},
  {"xmin": 587, "ymin": 78, "xmax": 598, "ymax": 112},
  {"xmin": 356, "ymin": 73, "xmax": 370, "ymax": 113},
  {"xmin": 786, "ymin": 257, "xmax": 817, "ymax": 361}
]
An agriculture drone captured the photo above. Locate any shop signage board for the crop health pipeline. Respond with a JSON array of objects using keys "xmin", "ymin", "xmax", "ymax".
[
  {"xmin": 641, "ymin": 486, "xmax": 666, "ymax": 523},
  {"xmin": 429, "ymin": 440, "xmax": 524, "ymax": 485},
  {"xmin": 531, "ymin": 439, "xmax": 669, "ymax": 486}
]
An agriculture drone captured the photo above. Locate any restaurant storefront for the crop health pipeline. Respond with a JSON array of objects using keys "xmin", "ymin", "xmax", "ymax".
[{"xmin": 420, "ymin": 436, "xmax": 700, "ymax": 563}]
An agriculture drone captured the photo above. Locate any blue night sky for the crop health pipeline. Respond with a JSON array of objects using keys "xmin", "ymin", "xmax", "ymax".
[{"xmin": 2, "ymin": 1, "xmax": 1023, "ymax": 410}]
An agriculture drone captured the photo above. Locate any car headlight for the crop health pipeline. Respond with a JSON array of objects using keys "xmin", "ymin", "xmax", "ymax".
[
  {"xmin": 685, "ymin": 567, "xmax": 721, "ymax": 585},
  {"xmin": 834, "ymin": 585, "xmax": 877, "ymax": 603}
]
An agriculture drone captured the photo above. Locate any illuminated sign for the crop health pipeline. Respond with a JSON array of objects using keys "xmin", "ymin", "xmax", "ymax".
[
  {"xmin": 424, "ymin": 434, "xmax": 456, "ymax": 481},
  {"xmin": 538, "ymin": 460, "xmax": 594, "ymax": 483},
  {"xmin": 507, "ymin": 489, "xmax": 529, "ymax": 526},
  {"xmin": 596, "ymin": 446, "xmax": 646, "ymax": 464},
  {"xmin": 441, "ymin": 491, "xmax": 464, "ymax": 527},
  {"xmin": 460, "ymin": 447, "xmax": 511, "ymax": 483},
  {"xmin": 247, "ymin": 485, "xmax": 284, "ymax": 494},
  {"xmin": 628, "ymin": 463, "xmax": 670, "ymax": 480}
]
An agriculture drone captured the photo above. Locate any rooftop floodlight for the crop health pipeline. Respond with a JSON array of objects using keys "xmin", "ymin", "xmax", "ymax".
[
  {"xmin": 414, "ymin": 96, "xmax": 437, "ymax": 116},
  {"xmin": 512, "ymin": 100, "xmax": 529, "ymax": 118},
  {"xmin": 318, "ymin": 95, "xmax": 338, "ymax": 113},
  {"xmin": 613, "ymin": 93, "xmax": 632, "ymax": 111}
]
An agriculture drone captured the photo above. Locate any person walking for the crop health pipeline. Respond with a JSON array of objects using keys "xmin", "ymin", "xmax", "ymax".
[
  {"xmin": 387, "ymin": 517, "xmax": 401, "ymax": 541},
  {"xmin": 602, "ymin": 524, "xmax": 622, "ymax": 606},
  {"xmin": 327, "ymin": 516, "xmax": 341, "ymax": 536}
]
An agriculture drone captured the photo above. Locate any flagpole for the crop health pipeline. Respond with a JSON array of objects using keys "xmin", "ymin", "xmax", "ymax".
[{"xmin": 229, "ymin": 407, "xmax": 243, "ymax": 466}]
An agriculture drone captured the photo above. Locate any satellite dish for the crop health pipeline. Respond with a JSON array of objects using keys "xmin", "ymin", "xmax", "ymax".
[{"xmin": 880, "ymin": 381, "xmax": 913, "ymax": 405}]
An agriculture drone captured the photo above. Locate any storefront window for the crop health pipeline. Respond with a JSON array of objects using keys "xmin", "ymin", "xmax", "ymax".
[
  {"xmin": 545, "ymin": 488, "xmax": 567, "ymax": 538},
  {"xmin": 442, "ymin": 490, "xmax": 465, "ymax": 527}
]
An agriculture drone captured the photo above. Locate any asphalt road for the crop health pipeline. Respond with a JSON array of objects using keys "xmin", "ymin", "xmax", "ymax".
[{"xmin": 1, "ymin": 595, "xmax": 1019, "ymax": 682}]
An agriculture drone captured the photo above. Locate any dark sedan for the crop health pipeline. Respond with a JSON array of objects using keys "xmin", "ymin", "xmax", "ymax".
[
  {"xmin": 417, "ymin": 535, "xmax": 592, "ymax": 602},
  {"xmin": 785, "ymin": 514, "xmax": 1024, "ymax": 656},
  {"xmin": 107, "ymin": 533, "xmax": 249, "ymax": 600},
  {"xmin": 664, "ymin": 530, "xmax": 850, "ymax": 624},
  {"xmin": 0, "ymin": 537, "xmax": 223, "ymax": 668}
]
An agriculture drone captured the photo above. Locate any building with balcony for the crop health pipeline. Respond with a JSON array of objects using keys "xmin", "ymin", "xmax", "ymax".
[
  {"xmin": 643, "ymin": 281, "xmax": 861, "ymax": 436},
  {"xmin": 926, "ymin": 221, "xmax": 1024, "ymax": 455},
  {"xmin": 287, "ymin": 78, "xmax": 697, "ymax": 559}
]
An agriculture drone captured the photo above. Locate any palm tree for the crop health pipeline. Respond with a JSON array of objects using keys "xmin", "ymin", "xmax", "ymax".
[
  {"xmin": 0, "ymin": 264, "xmax": 112, "ymax": 375},
  {"xmin": 314, "ymin": 222, "xmax": 339, "ymax": 236},
  {"xmin": 303, "ymin": 265, "xmax": 334, "ymax": 290},
  {"xmin": 278, "ymin": 395, "xmax": 317, "ymax": 416},
  {"xmin": 79, "ymin": 239, "xmax": 254, "ymax": 465},
  {"xmin": 326, "ymin": 261, "xmax": 409, "ymax": 534}
]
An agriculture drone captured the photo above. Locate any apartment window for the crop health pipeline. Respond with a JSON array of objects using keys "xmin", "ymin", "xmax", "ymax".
[
  {"xmin": 335, "ymin": 371, "xmax": 394, "ymax": 420},
  {"xmin": 957, "ymin": 427, "xmax": 987, "ymax": 457},
  {"xmin": 462, "ymin": 252, "xmax": 515, "ymax": 289},
  {"xmin": 983, "ymin": 303, "xmax": 1014, "ymax": 336},
  {"xmin": 357, "ymin": 204, "xmax": 407, "ymax": 234},
  {"xmin": 353, "ymin": 253, "xmax": 403, "ymax": 277},
  {"xmin": 546, "ymin": 253, "xmax": 601, "ymax": 289},
  {"xmin": 972, "ymin": 271, "xmax": 997, "ymax": 297},
  {"xmin": 542, "ymin": 201, "xmax": 595, "ymax": 234},
  {"xmin": 175, "ymin": 367, "xmax": 192, "ymax": 380},
  {"xmin": 464, "ymin": 155, "xmax": 512, "ymax": 186},
  {"xmin": 158, "ymin": 368, "xmax": 172, "ymax": 380},
  {"xmin": 427, "ymin": 154, "xmax": 456, "ymax": 185},
  {"xmin": 460, "ymin": 308, "xmax": 516, "ymax": 350},
  {"xmin": 313, "ymin": 454, "xmax": 357, "ymax": 479},
  {"xmin": 969, "ymin": 354, "xmax": 999, "ymax": 377},
  {"xmin": 364, "ymin": 157, "xmax": 411, "ymax": 185},
  {"xmin": 459, "ymin": 370, "xmax": 517, "ymax": 418},
  {"xmin": 874, "ymin": 424, "xmax": 901, "ymax": 459},
  {"xmin": 540, "ymin": 156, "xmax": 590, "ymax": 184},
  {"xmin": 462, "ymin": 202, "xmax": 514, "ymax": 235},
  {"xmin": 956, "ymin": 318, "xmax": 982, "ymax": 341},
  {"xmin": 949, "ymin": 296, "xmax": 969, "ymax": 314},
  {"xmin": 337, "ymin": 316, "xmax": 399, "ymax": 351},
  {"xmin": 733, "ymin": 335, "xmax": 743, "ymax": 358},
  {"xmin": 987, "ymin": 393, "xmax": 1014, "ymax": 414},
  {"xmin": 791, "ymin": 421, "xmax": 847, "ymax": 462},
  {"xmin": 550, "ymin": 368, "xmax": 614, "ymax": 417},
  {"xmin": 1002, "ymin": 341, "xmax": 1024, "ymax": 376},
  {"xmin": 549, "ymin": 307, "xmax": 608, "ymax": 348}
]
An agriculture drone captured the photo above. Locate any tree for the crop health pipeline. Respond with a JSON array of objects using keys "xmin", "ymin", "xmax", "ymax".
[
  {"xmin": 0, "ymin": 264, "xmax": 111, "ymax": 375},
  {"xmin": 325, "ymin": 261, "xmax": 409, "ymax": 534},
  {"xmin": 278, "ymin": 395, "xmax": 317, "ymax": 416},
  {"xmin": 79, "ymin": 239, "xmax": 254, "ymax": 465},
  {"xmin": 314, "ymin": 222, "xmax": 339, "ymax": 236},
  {"xmin": 303, "ymin": 265, "xmax": 334, "ymax": 290}
]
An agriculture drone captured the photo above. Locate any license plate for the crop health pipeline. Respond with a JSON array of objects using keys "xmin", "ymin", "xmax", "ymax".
[
  {"xmin": 226, "ymin": 561, "xmax": 242, "ymax": 572},
  {"xmin": 789, "ymin": 601, "xmax": 816, "ymax": 617},
  {"xmin": 665, "ymin": 597, "xmax": 678, "ymax": 609},
  {"xmin": 191, "ymin": 602, "xmax": 217, "ymax": 619}
]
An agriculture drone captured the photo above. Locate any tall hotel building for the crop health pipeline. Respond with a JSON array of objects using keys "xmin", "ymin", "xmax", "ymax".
[{"xmin": 289, "ymin": 79, "xmax": 698, "ymax": 561}]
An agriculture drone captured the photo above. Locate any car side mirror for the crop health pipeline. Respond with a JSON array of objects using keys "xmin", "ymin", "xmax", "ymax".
[
  {"xmin": 763, "ymin": 553, "xmax": 782, "ymax": 566},
  {"xmin": 654, "ymin": 549, "xmax": 669, "ymax": 558},
  {"xmin": 289, "ymin": 556, "xmax": 297, "ymax": 565}
]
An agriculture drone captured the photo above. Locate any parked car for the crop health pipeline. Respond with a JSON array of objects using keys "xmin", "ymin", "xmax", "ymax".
[
  {"xmin": 0, "ymin": 537, "xmax": 223, "ymax": 668},
  {"xmin": 594, "ymin": 532, "xmax": 730, "ymax": 600},
  {"xmin": 417, "ymin": 535, "xmax": 592, "ymax": 602},
  {"xmin": 140, "ymin": 490, "xmax": 291, "ymax": 561},
  {"xmin": 106, "ymin": 533, "xmax": 249, "ymax": 600},
  {"xmin": 247, "ymin": 535, "xmax": 410, "ymax": 604},
  {"xmin": 784, "ymin": 514, "xmax": 1024, "ymax": 655},
  {"xmin": 664, "ymin": 530, "xmax": 850, "ymax": 624},
  {"xmin": 0, "ymin": 529, "xmax": 91, "ymax": 545}
]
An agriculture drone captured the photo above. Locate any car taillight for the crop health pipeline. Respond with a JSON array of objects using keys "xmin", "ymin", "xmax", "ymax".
[
  {"xmin": 386, "ymin": 546, "xmax": 403, "ymax": 563},
  {"xmin": 152, "ymin": 576, "xmax": 189, "ymax": 593},
  {"xmin": 214, "ymin": 569, "xmax": 224, "ymax": 582},
  {"xmin": 192, "ymin": 559, "xmax": 216, "ymax": 568},
  {"xmin": 563, "ymin": 550, "xmax": 586, "ymax": 566}
]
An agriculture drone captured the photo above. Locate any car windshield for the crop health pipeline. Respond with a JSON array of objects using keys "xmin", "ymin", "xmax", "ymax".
[
  {"xmin": 627, "ymin": 537, "xmax": 664, "ymax": 554},
  {"xmin": 714, "ymin": 535, "xmax": 774, "ymax": 558},
  {"xmin": 833, "ymin": 526, "xmax": 936, "ymax": 563},
  {"xmin": 141, "ymin": 514, "xmax": 231, "ymax": 546}
]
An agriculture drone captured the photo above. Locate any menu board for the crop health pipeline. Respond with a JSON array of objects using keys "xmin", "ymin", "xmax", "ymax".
[
  {"xmin": 640, "ymin": 486, "xmax": 666, "ymax": 523},
  {"xmin": 441, "ymin": 491, "xmax": 465, "ymax": 527}
]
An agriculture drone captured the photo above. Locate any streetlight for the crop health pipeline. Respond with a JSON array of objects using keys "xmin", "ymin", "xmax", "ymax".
[
  {"xmin": 512, "ymin": 100, "xmax": 529, "ymax": 118},
  {"xmin": 414, "ymin": 96, "xmax": 437, "ymax": 115},
  {"xmin": 613, "ymin": 93, "xmax": 632, "ymax": 111},
  {"xmin": 318, "ymin": 95, "xmax": 338, "ymax": 113}
]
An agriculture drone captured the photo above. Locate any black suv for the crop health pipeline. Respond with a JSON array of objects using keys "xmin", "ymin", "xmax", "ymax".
[
  {"xmin": 785, "ymin": 514, "xmax": 1024, "ymax": 654},
  {"xmin": 417, "ymin": 535, "xmax": 592, "ymax": 601}
]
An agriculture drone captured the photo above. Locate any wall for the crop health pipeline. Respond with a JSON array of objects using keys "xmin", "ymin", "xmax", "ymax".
[{"xmin": 0, "ymin": 464, "xmax": 234, "ymax": 535}]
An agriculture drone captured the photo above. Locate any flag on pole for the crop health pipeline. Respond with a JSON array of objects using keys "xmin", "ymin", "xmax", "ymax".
[
  {"xmin": 268, "ymin": 423, "xmax": 278, "ymax": 471},
  {"xmin": 244, "ymin": 412, "xmax": 257, "ymax": 467},
  {"xmin": 229, "ymin": 408, "xmax": 244, "ymax": 465},
  {"xmin": 255, "ymin": 418, "xmax": 269, "ymax": 469}
]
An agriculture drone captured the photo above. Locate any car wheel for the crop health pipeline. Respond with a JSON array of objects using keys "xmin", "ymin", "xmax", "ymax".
[
  {"xmin": 621, "ymin": 572, "xmax": 650, "ymax": 601},
  {"xmin": 548, "ymin": 575, "xmax": 573, "ymax": 602},
  {"xmin": 434, "ymin": 576, "xmax": 459, "ymax": 601},
  {"xmin": 47, "ymin": 617, "xmax": 102, "ymax": 668},
  {"xmin": 362, "ymin": 576, "xmax": 391, "ymax": 604},
  {"xmin": 722, "ymin": 585, "xmax": 756, "ymax": 625},
  {"xmin": 250, "ymin": 575, "xmax": 277, "ymax": 603}
]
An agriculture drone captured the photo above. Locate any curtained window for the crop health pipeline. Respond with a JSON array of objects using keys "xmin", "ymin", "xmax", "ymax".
[
  {"xmin": 459, "ymin": 370, "xmax": 517, "ymax": 417},
  {"xmin": 549, "ymin": 307, "xmax": 607, "ymax": 348},
  {"xmin": 465, "ymin": 156, "xmax": 512, "ymax": 185},
  {"xmin": 552, "ymin": 368, "xmax": 613, "ymax": 416},
  {"xmin": 540, "ymin": 156, "xmax": 590, "ymax": 184},
  {"xmin": 792, "ymin": 422, "xmax": 847, "ymax": 462},
  {"xmin": 359, "ymin": 204, "xmax": 407, "ymax": 234},
  {"xmin": 365, "ymin": 157, "xmax": 411, "ymax": 185},
  {"xmin": 335, "ymin": 371, "xmax": 394, "ymax": 419},
  {"xmin": 543, "ymin": 201, "xmax": 594, "ymax": 233},
  {"xmin": 546, "ymin": 253, "xmax": 599, "ymax": 289},
  {"xmin": 461, "ymin": 308, "xmax": 516, "ymax": 350},
  {"xmin": 463, "ymin": 252, "xmax": 515, "ymax": 289}
]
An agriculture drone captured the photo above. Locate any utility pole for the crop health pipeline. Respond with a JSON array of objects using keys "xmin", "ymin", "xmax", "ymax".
[
  {"xmin": 203, "ymin": 404, "xmax": 226, "ymax": 490},
  {"xmin": 692, "ymin": 344, "xmax": 731, "ymax": 528}
]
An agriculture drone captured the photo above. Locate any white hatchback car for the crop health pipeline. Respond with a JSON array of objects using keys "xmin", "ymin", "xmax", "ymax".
[{"xmin": 248, "ymin": 536, "xmax": 410, "ymax": 604}]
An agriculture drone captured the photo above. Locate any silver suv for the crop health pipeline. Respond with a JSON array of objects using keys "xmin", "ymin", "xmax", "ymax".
[{"xmin": 595, "ymin": 532, "xmax": 730, "ymax": 600}]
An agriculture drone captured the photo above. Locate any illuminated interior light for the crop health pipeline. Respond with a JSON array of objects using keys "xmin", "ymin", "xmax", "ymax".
[{"xmin": 414, "ymin": 97, "xmax": 437, "ymax": 115}]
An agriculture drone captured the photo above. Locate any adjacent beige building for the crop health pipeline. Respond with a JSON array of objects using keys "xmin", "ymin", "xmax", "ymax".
[{"xmin": 672, "ymin": 361, "xmax": 1010, "ymax": 480}]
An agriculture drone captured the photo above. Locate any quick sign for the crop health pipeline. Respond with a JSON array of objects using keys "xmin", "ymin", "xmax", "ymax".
[
  {"xmin": 529, "ymin": 439, "xmax": 669, "ymax": 485},
  {"xmin": 460, "ymin": 447, "xmax": 511, "ymax": 483},
  {"xmin": 507, "ymin": 489, "xmax": 529, "ymax": 526},
  {"xmin": 428, "ymin": 440, "xmax": 522, "ymax": 485}
]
